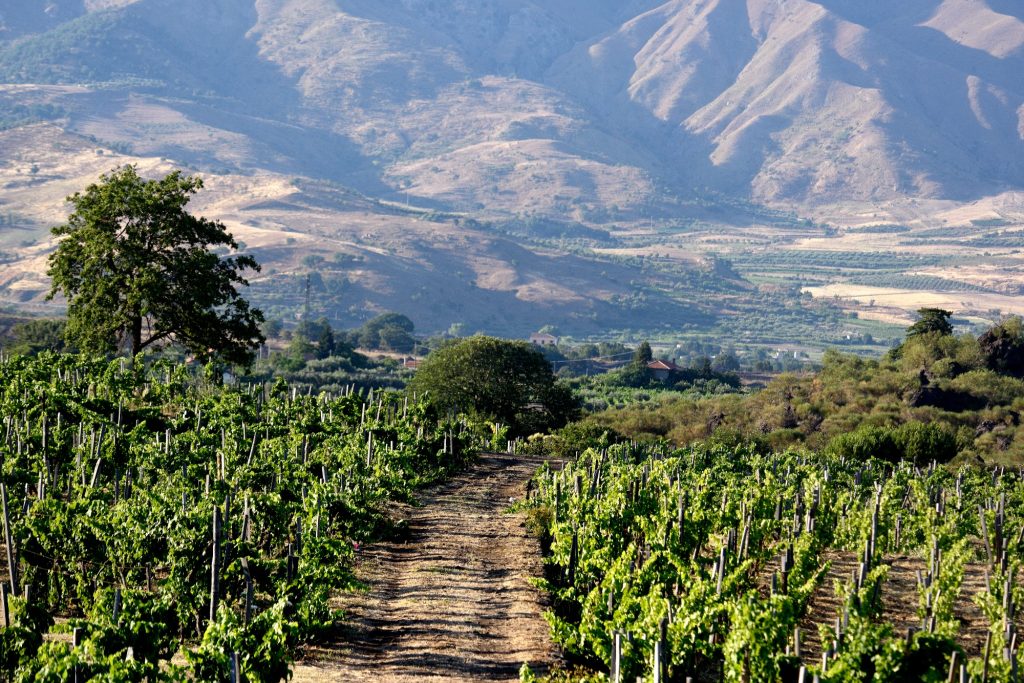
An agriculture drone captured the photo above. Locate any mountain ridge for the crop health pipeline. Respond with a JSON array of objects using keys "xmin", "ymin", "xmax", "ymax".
[{"xmin": 3, "ymin": 0, "xmax": 1022, "ymax": 208}]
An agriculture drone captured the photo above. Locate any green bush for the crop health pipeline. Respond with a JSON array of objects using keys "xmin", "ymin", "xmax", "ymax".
[
  {"xmin": 826, "ymin": 422, "xmax": 957, "ymax": 464},
  {"xmin": 708, "ymin": 427, "xmax": 769, "ymax": 454},
  {"xmin": 949, "ymin": 370, "xmax": 1024, "ymax": 405},
  {"xmin": 185, "ymin": 600, "xmax": 297, "ymax": 683},
  {"xmin": 75, "ymin": 589, "xmax": 179, "ymax": 672},
  {"xmin": 826, "ymin": 425, "xmax": 901, "ymax": 462},
  {"xmin": 893, "ymin": 422, "xmax": 958, "ymax": 464},
  {"xmin": 518, "ymin": 421, "xmax": 621, "ymax": 458}
]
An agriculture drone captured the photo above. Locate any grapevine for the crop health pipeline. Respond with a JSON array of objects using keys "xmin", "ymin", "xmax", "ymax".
[{"xmin": 0, "ymin": 352, "xmax": 482, "ymax": 680}]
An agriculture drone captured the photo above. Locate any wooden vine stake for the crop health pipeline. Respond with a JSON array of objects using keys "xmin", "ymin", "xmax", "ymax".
[
  {"xmin": 1, "ymin": 483, "xmax": 18, "ymax": 596},
  {"xmin": 0, "ymin": 583, "xmax": 8, "ymax": 628},
  {"xmin": 653, "ymin": 617, "xmax": 668, "ymax": 683},
  {"xmin": 113, "ymin": 588, "xmax": 122, "ymax": 622},
  {"xmin": 73, "ymin": 627, "xmax": 84, "ymax": 683},
  {"xmin": 209, "ymin": 506, "xmax": 222, "ymax": 623},
  {"xmin": 241, "ymin": 495, "xmax": 253, "ymax": 626},
  {"xmin": 611, "ymin": 631, "xmax": 622, "ymax": 683}
]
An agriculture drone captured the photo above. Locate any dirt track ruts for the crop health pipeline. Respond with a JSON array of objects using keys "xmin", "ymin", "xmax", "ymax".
[{"xmin": 293, "ymin": 453, "xmax": 563, "ymax": 682}]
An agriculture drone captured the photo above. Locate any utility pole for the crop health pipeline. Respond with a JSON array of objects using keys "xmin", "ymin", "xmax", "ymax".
[{"xmin": 303, "ymin": 274, "xmax": 311, "ymax": 321}]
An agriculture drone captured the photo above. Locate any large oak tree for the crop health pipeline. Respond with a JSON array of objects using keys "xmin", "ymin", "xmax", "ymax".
[{"xmin": 47, "ymin": 166, "xmax": 264, "ymax": 364}]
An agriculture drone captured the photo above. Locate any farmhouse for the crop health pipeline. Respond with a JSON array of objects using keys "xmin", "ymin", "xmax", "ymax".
[
  {"xmin": 529, "ymin": 333, "xmax": 559, "ymax": 347},
  {"xmin": 647, "ymin": 359, "xmax": 682, "ymax": 382}
]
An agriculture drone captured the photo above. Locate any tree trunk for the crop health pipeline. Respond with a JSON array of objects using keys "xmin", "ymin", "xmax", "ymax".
[{"xmin": 131, "ymin": 314, "xmax": 143, "ymax": 356}]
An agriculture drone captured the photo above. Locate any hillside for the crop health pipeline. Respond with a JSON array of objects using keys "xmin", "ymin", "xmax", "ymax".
[
  {"xmin": 0, "ymin": 0, "xmax": 1023, "ymax": 337},
  {"xmin": 590, "ymin": 316, "xmax": 1024, "ymax": 465}
]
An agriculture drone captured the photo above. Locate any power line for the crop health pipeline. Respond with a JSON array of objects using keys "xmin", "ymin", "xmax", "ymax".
[{"xmin": 550, "ymin": 351, "xmax": 635, "ymax": 367}]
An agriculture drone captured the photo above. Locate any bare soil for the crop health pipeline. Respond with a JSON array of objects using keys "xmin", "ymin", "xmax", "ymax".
[
  {"xmin": 798, "ymin": 552, "xmax": 1014, "ymax": 663},
  {"xmin": 292, "ymin": 453, "xmax": 563, "ymax": 682}
]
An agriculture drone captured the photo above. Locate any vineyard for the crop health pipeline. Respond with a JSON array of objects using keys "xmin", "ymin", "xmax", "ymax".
[
  {"xmin": 0, "ymin": 352, "xmax": 478, "ymax": 681},
  {"xmin": 844, "ymin": 274, "xmax": 995, "ymax": 294},
  {"xmin": 729, "ymin": 251, "xmax": 943, "ymax": 273},
  {"xmin": 524, "ymin": 442, "xmax": 1023, "ymax": 682}
]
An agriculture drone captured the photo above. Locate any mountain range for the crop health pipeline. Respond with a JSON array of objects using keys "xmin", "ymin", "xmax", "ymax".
[{"xmin": 0, "ymin": 0, "xmax": 1022, "ymax": 336}]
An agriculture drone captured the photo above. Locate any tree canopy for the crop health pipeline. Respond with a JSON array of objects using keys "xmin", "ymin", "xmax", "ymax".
[
  {"xmin": 408, "ymin": 336, "xmax": 578, "ymax": 436},
  {"xmin": 3, "ymin": 319, "xmax": 69, "ymax": 356},
  {"xmin": 47, "ymin": 166, "xmax": 264, "ymax": 364},
  {"xmin": 633, "ymin": 340, "xmax": 653, "ymax": 365},
  {"xmin": 347, "ymin": 312, "xmax": 416, "ymax": 353},
  {"xmin": 907, "ymin": 308, "xmax": 953, "ymax": 338}
]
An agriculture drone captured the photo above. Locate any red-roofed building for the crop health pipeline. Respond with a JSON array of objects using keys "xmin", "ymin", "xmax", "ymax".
[{"xmin": 647, "ymin": 359, "xmax": 681, "ymax": 382}]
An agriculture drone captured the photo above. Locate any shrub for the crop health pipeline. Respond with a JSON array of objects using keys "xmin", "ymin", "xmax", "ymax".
[
  {"xmin": 893, "ymin": 422, "xmax": 958, "ymax": 464},
  {"xmin": 826, "ymin": 425, "xmax": 901, "ymax": 462},
  {"xmin": 765, "ymin": 428, "xmax": 805, "ymax": 451},
  {"xmin": 826, "ymin": 422, "xmax": 958, "ymax": 464},
  {"xmin": 708, "ymin": 427, "xmax": 769, "ymax": 454},
  {"xmin": 521, "ymin": 421, "xmax": 623, "ymax": 458},
  {"xmin": 949, "ymin": 370, "xmax": 1024, "ymax": 405}
]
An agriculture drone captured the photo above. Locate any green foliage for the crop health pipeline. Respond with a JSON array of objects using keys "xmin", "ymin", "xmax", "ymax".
[
  {"xmin": 260, "ymin": 356, "xmax": 404, "ymax": 396},
  {"xmin": 0, "ymin": 12, "xmax": 132, "ymax": 84},
  {"xmin": 46, "ymin": 166, "xmax": 264, "ymax": 364},
  {"xmin": 722, "ymin": 592, "xmax": 794, "ymax": 682},
  {"xmin": 409, "ymin": 336, "xmax": 579, "ymax": 436},
  {"xmin": 525, "ymin": 441, "xmax": 1018, "ymax": 682},
  {"xmin": 823, "ymin": 419, "xmax": 960, "ymax": 467},
  {"xmin": 0, "ymin": 627, "xmax": 43, "ymax": 676},
  {"xmin": 259, "ymin": 318, "xmax": 283, "ymax": 340},
  {"xmin": 76, "ymin": 589, "xmax": 179, "ymax": 670},
  {"xmin": 376, "ymin": 324, "xmax": 415, "ymax": 353},
  {"xmin": 595, "ymin": 345, "xmax": 742, "ymax": 393},
  {"xmin": 0, "ymin": 102, "xmax": 66, "ymax": 131},
  {"xmin": 594, "ymin": 319, "xmax": 1024, "ymax": 464},
  {"xmin": 518, "ymin": 421, "xmax": 621, "ymax": 459},
  {"xmin": 347, "ymin": 313, "xmax": 416, "ymax": 353},
  {"xmin": 610, "ymin": 361, "xmax": 652, "ymax": 389},
  {"xmin": 632, "ymin": 341, "xmax": 653, "ymax": 365},
  {"xmin": 11, "ymin": 640, "xmax": 172, "ymax": 683},
  {"xmin": 907, "ymin": 309, "xmax": 953, "ymax": 339},
  {"xmin": 817, "ymin": 613, "xmax": 903, "ymax": 682},
  {"xmin": 277, "ymin": 335, "xmax": 314, "ymax": 372},
  {"xmin": 268, "ymin": 318, "xmax": 369, "ymax": 375},
  {"xmin": 825, "ymin": 425, "xmax": 901, "ymax": 462},
  {"xmin": 0, "ymin": 351, "xmax": 483, "ymax": 678},
  {"xmin": 185, "ymin": 600, "xmax": 297, "ymax": 683},
  {"xmin": 894, "ymin": 422, "xmax": 958, "ymax": 464},
  {"xmin": 3, "ymin": 319, "xmax": 69, "ymax": 356}
]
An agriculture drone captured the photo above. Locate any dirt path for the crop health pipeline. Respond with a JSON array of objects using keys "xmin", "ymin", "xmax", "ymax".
[{"xmin": 293, "ymin": 453, "xmax": 563, "ymax": 682}]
